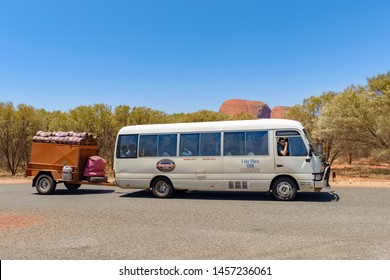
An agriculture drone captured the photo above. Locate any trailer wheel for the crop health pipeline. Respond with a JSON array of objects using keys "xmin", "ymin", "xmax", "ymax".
[
  {"xmin": 271, "ymin": 177, "xmax": 297, "ymax": 201},
  {"xmin": 64, "ymin": 183, "xmax": 81, "ymax": 191},
  {"xmin": 151, "ymin": 177, "xmax": 175, "ymax": 198},
  {"xmin": 36, "ymin": 174, "xmax": 57, "ymax": 195}
]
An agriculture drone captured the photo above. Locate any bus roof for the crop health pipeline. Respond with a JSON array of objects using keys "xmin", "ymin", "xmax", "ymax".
[{"xmin": 118, "ymin": 119, "xmax": 305, "ymax": 135}]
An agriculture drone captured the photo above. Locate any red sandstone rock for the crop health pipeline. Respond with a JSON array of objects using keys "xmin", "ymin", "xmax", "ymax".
[
  {"xmin": 270, "ymin": 106, "xmax": 290, "ymax": 119},
  {"xmin": 219, "ymin": 99, "xmax": 271, "ymax": 118}
]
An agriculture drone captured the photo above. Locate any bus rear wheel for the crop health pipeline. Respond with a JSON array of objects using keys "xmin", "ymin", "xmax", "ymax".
[
  {"xmin": 271, "ymin": 177, "xmax": 297, "ymax": 201},
  {"xmin": 151, "ymin": 177, "xmax": 175, "ymax": 198}
]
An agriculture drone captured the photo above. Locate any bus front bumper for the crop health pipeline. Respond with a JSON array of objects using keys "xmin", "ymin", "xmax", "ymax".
[{"xmin": 313, "ymin": 165, "xmax": 331, "ymax": 190}]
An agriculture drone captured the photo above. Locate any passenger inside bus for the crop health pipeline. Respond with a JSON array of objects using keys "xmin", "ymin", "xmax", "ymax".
[
  {"xmin": 201, "ymin": 143, "xmax": 216, "ymax": 156},
  {"xmin": 120, "ymin": 146, "xmax": 130, "ymax": 157},
  {"xmin": 277, "ymin": 137, "xmax": 290, "ymax": 156},
  {"xmin": 127, "ymin": 143, "xmax": 136, "ymax": 157},
  {"xmin": 200, "ymin": 133, "xmax": 219, "ymax": 156},
  {"xmin": 181, "ymin": 144, "xmax": 193, "ymax": 156}
]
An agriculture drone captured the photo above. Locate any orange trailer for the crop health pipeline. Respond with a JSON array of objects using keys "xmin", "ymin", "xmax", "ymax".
[{"xmin": 25, "ymin": 141, "xmax": 115, "ymax": 194}]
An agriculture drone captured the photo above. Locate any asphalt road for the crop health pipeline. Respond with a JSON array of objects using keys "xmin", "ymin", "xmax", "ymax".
[{"xmin": 1, "ymin": 183, "xmax": 389, "ymax": 260}]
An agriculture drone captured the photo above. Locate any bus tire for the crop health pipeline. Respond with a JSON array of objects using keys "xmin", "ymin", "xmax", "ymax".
[
  {"xmin": 271, "ymin": 177, "xmax": 297, "ymax": 201},
  {"xmin": 36, "ymin": 174, "xmax": 57, "ymax": 195},
  {"xmin": 64, "ymin": 183, "xmax": 81, "ymax": 191},
  {"xmin": 151, "ymin": 177, "xmax": 175, "ymax": 198}
]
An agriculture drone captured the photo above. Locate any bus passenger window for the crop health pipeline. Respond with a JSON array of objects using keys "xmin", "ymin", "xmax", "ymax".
[
  {"xmin": 158, "ymin": 134, "xmax": 177, "ymax": 157},
  {"xmin": 224, "ymin": 132, "xmax": 245, "ymax": 156},
  {"xmin": 200, "ymin": 133, "xmax": 221, "ymax": 156},
  {"xmin": 180, "ymin": 134, "xmax": 199, "ymax": 156},
  {"xmin": 246, "ymin": 131, "xmax": 268, "ymax": 155},
  {"xmin": 139, "ymin": 135, "xmax": 157, "ymax": 157},
  {"xmin": 117, "ymin": 135, "xmax": 138, "ymax": 158}
]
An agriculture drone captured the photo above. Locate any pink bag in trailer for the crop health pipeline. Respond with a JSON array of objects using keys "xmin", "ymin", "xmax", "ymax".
[{"xmin": 83, "ymin": 156, "xmax": 107, "ymax": 177}]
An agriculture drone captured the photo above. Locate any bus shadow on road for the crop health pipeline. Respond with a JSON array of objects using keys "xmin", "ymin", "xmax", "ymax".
[
  {"xmin": 120, "ymin": 190, "xmax": 340, "ymax": 202},
  {"xmin": 295, "ymin": 191, "xmax": 340, "ymax": 202}
]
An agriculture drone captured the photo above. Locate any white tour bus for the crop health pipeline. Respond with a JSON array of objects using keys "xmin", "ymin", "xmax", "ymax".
[{"xmin": 113, "ymin": 119, "xmax": 330, "ymax": 201}]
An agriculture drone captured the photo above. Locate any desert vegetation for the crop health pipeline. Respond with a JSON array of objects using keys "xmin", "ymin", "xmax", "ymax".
[
  {"xmin": 286, "ymin": 71, "xmax": 390, "ymax": 166},
  {"xmin": 0, "ymin": 104, "xmax": 252, "ymax": 175},
  {"xmin": 1, "ymin": 71, "xmax": 389, "ymax": 176}
]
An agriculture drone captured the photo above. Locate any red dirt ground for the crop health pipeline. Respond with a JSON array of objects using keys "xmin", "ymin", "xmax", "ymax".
[{"xmin": 0, "ymin": 212, "xmax": 45, "ymax": 231}]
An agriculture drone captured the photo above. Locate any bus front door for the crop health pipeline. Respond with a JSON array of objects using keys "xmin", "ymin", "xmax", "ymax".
[{"xmin": 274, "ymin": 131, "xmax": 313, "ymax": 183}]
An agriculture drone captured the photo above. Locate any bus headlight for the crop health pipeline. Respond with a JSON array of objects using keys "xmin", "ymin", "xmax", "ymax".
[{"xmin": 314, "ymin": 173, "xmax": 323, "ymax": 181}]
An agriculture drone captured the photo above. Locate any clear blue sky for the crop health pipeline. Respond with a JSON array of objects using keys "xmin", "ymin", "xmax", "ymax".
[{"xmin": 1, "ymin": 0, "xmax": 389, "ymax": 113}]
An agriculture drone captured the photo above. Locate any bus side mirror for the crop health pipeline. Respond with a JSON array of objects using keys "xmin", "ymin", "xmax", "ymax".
[{"xmin": 313, "ymin": 143, "xmax": 323, "ymax": 155}]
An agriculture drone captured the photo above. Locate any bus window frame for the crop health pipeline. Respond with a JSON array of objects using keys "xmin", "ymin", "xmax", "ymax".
[
  {"xmin": 276, "ymin": 130, "xmax": 308, "ymax": 157},
  {"xmin": 117, "ymin": 134, "xmax": 139, "ymax": 159}
]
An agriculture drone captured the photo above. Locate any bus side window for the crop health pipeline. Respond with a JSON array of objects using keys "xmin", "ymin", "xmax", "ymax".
[
  {"xmin": 180, "ymin": 134, "xmax": 199, "ymax": 156},
  {"xmin": 200, "ymin": 133, "xmax": 221, "ymax": 156},
  {"xmin": 224, "ymin": 132, "xmax": 245, "ymax": 156},
  {"xmin": 246, "ymin": 131, "xmax": 268, "ymax": 155},
  {"xmin": 117, "ymin": 135, "xmax": 138, "ymax": 158},
  {"xmin": 158, "ymin": 134, "xmax": 177, "ymax": 157},
  {"xmin": 276, "ymin": 136, "xmax": 308, "ymax": 157},
  {"xmin": 288, "ymin": 136, "xmax": 308, "ymax": 156},
  {"xmin": 139, "ymin": 135, "xmax": 157, "ymax": 157}
]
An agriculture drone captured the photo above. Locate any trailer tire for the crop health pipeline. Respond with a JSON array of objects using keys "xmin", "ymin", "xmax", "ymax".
[
  {"xmin": 151, "ymin": 177, "xmax": 175, "ymax": 198},
  {"xmin": 64, "ymin": 183, "xmax": 81, "ymax": 191},
  {"xmin": 36, "ymin": 174, "xmax": 57, "ymax": 195}
]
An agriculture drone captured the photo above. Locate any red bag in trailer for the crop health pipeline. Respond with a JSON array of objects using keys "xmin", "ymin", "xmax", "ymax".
[{"xmin": 83, "ymin": 156, "xmax": 106, "ymax": 177}]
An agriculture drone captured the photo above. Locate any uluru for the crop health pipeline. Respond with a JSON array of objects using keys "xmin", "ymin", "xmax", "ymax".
[
  {"xmin": 270, "ymin": 106, "xmax": 289, "ymax": 119},
  {"xmin": 219, "ymin": 99, "xmax": 271, "ymax": 119},
  {"xmin": 219, "ymin": 98, "xmax": 290, "ymax": 119}
]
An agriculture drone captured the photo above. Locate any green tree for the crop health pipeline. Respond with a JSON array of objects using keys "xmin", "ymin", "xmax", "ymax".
[
  {"xmin": 285, "ymin": 92, "xmax": 338, "ymax": 164},
  {"xmin": 46, "ymin": 110, "xmax": 77, "ymax": 131},
  {"xmin": 169, "ymin": 110, "xmax": 253, "ymax": 123},
  {"xmin": 113, "ymin": 105, "xmax": 132, "ymax": 130},
  {"xmin": 68, "ymin": 104, "xmax": 116, "ymax": 166},
  {"xmin": 318, "ymin": 73, "xmax": 390, "ymax": 163},
  {"xmin": 286, "ymin": 92, "xmax": 336, "ymax": 132},
  {"xmin": 0, "ymin": 103, "xmax": 42, "ymax": 175},
  {"xmin": 367, "ymin": 71, "xmax": 390, "ymax": 161},
  {"xmin": 128, "ymin": 107, "xmax": 169, "ymax": 125}
]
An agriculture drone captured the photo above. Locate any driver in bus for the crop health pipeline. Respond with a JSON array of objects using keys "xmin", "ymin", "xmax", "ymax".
[{"xmin": 277, "ymin": 138, "xmax": 290, "ymax": 156}]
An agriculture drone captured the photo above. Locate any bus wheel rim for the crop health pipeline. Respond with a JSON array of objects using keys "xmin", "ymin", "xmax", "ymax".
[
  {"xmin": 276, "ymin": 182, "xmax": 292, "ymax": 197},
  {"xmin": 156, "ymin": 181, "xmax": 168, "ymax": 194}
]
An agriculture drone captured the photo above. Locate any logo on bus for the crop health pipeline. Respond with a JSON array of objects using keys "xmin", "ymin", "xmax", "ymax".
[{"xmin": 156, "ymin": 159, "xmax": 176, "ymax": 172}]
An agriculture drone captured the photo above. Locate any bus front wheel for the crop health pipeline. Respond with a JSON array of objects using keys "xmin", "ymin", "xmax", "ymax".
[
  {"xmin": 271, "ymin": 177, "xmax": 297, "ymax": 201},
  {"xmin": 151, "ymin": 177, "xmax": 175, "ymax": 198}
]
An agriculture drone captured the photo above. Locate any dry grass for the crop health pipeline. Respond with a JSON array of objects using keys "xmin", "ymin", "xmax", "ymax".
[
  {"xmin": 0, "ymin": 168, "xmax": 24, "ymax": 177},
  {"xmin": 332, "ymin": 160, "xmax": 390, "ymax": 180}
]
